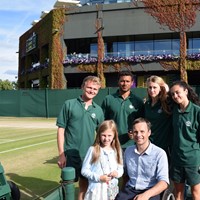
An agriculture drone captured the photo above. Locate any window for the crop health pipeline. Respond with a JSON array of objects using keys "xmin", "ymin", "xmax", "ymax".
[
  {"xmin": 90, "ymin": 43, "xmax": 107, "ymax": 57},
  {"xmin": 188, "ymin": 38, "xmax": 200, "ymax": 54},
  {"xmin": 135, "ymin": 40, "xmax": 153, "ymax": 55},
  {"xmin": 172, "ymin": 39, "xmax": 179, "ymax": 55},
  {"xmin": 113, "ymin": 42, "xmax": 134, "ymax": 57},
  {"xmin": 154, "ymin": 39, "xmax": 172, "ymax": 55},
  {"xmin": 90, "ymin": 44, "xmax": 97, "ymax": 57}
]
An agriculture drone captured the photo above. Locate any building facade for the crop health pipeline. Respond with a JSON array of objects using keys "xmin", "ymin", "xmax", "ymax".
[{"xmin": 18, "ymin": 2, "xmax": 200, "ymax": 89}]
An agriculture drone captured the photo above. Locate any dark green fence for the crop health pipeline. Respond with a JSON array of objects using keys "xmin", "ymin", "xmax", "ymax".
[
  {"xmin": 0, "ymin": 88, "xmax": 147, "ymax": 117},
  {"xmin": 1, "ymin": 86, "xmax": 199, "ymax": 117}
]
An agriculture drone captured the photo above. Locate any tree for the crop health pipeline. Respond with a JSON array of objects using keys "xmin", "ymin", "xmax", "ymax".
[
  {"xmin": 75, "ymin": 5, "xmax": 106, "ymax": 88},
  {"xmin": 0, "ymin": 79, "xmax": 17, "ymax": 90},
  {"xmin": 96, "ymin": 5, "xmax": 106, "ymax": 88},
  {"xmin": 142, "ymin": 0, "xmax": 200, "ymax": 82}
]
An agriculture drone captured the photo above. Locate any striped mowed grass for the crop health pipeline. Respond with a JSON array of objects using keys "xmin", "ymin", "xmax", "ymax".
[{"xmin": 0, "ymin": 117, "xmax": 78, "ymax": 199}]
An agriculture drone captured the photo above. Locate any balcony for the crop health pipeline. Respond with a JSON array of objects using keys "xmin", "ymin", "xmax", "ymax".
[
  {"xmin": 20, "ymin": 60, "xmax": 49, "ymax": 75},
  {"xmin": 63, "ymin": 49, "xmax": 200, "ymax": 66}
]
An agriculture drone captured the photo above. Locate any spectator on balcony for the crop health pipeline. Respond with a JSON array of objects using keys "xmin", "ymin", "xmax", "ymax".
[{"xmin": 56, "ymin": 76, "xmax": 104, "ymax": 200}]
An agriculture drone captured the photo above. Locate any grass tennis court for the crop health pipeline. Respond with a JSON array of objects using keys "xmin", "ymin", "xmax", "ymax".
[{"xmin": 0, "ymin": 117, "xmax": 78, "ymax": 199}]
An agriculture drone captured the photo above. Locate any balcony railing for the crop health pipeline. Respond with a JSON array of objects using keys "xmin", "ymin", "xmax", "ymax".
[
  {"xmin": 20, "ymin": 60, "xmax": 49, "ymax": 75},
  {"xmin": 20, "ymin": 49, "xmax": 200, "ymax": 76},
  {"xmin": 63, "ymin": 49, "xmax": 200, "ymax": 66}
]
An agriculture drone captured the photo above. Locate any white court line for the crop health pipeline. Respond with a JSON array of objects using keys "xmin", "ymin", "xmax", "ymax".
[
  {"xmin": 0, "ymin": 133, "xmax": 55, "ymax": 144},
  {"xmin": 0, "ymin": 139, "xmax": 15, "ymax": 143},
  {"xmin": 0, "ymin": 139, "xmax": 56, "ymax": 154}
]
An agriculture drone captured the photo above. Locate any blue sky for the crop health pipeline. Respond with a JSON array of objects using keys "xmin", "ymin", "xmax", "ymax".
[{"xmin": 0, "ymin": 0, "xmax": 56, "ymax": 81}]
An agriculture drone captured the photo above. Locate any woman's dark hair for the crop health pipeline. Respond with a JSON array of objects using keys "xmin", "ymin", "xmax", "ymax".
[{"xmin": 170, "ymin": 80, "xmax": 200, "ymax": 106}]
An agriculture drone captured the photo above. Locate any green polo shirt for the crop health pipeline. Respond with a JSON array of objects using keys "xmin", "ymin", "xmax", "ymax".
[
  {"xmin": 171, "ymin": 101, "xmax": 200, "ymax": 166},
  {"xmin": 145, "ymin": 99, "xmax": 172, "ymax": 152},
  {"xmin": 102, "ymin": 90, "xmax": 144, "ymax": 148},
  {"xmin": 56, "ymin": 96, "xmax": 104, "ymax": 160}
]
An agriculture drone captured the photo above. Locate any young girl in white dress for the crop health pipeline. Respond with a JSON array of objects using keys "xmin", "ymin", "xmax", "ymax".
[{"xmin": 81, "ymin": 120, "xmax": 123, "ymax": 200}]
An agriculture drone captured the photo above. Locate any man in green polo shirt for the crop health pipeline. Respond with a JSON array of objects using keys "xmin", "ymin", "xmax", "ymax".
[
  {"xmin": 102, "ymin": 71, "xmax": 144, "ymax": 149},
  {"xmin": 56, "ymin": 76, "xmax": 104, "ymax": 200}
]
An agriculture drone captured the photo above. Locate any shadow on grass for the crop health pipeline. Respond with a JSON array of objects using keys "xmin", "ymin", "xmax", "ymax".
[
  {"xmin": 42, "ymin": 156, "xmax": 79, "ymax": 199},
  {"xmin": 44, "ymin": 156, "xmax": 58, "ymax": 164},
  {"xmin": 6, "ymin": 173, "xmax": 60, "ymax": 200}
]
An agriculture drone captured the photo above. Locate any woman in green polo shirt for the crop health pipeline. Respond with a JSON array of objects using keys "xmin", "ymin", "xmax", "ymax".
[
  {"xmin": 170, "ymin": 80, "xmax": 200, "ymax": 200},
  {"xmin": 144, "ymin": 76, "xmax": 172, "ymax": 155}
]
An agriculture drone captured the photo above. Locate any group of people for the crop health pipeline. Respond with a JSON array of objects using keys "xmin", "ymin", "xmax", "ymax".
[{"xmin": 56, "ymin": 71, "xmax": 200, "ymax": 200}]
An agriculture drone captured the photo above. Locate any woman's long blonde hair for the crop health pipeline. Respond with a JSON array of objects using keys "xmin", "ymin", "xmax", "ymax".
[
  {"xmin": 146, "ymin": 75, "xmax": 171, "ymax": 115},
  {"xmin": 91, "ymin": 120, "xmax": 122, "ymax": 164}
]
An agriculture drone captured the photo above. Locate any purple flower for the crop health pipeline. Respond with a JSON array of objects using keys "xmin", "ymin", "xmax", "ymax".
[{"xmin": 63, "ymin": 52, "xmax": 200, "ymax": 66}]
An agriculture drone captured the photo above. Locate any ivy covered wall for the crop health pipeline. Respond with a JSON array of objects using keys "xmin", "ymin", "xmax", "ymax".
[{"xmin": 18, "ymin": 8, "xmax": 66, "ymax": 89}]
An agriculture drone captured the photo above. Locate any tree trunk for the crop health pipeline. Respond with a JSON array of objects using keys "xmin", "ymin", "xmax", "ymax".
[
  {"xmin": 97, "ymin": 22, "xmax": 106, "ymax": 88},
  {"xmin": 179, "ymin": 31, "xmax": 188, "ymax": 83}
]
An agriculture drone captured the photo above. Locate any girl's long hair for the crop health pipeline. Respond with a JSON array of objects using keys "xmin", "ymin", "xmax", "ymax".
[
  {"xmin": 146, "ymin": 75, "xmax": 172, "ymax": 115},
  {"xmin": 170, "ymin": 80, "xmax": 200, "ymax": 106},
  {"xmin": 91, "ymin": 120, "xmax": 122, "ymax": 164}
]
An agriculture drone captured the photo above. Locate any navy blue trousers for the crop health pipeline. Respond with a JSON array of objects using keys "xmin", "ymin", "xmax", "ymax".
[{"xmin": 115, "ymin": 185, "xmax": 160, "ymax": 200}]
